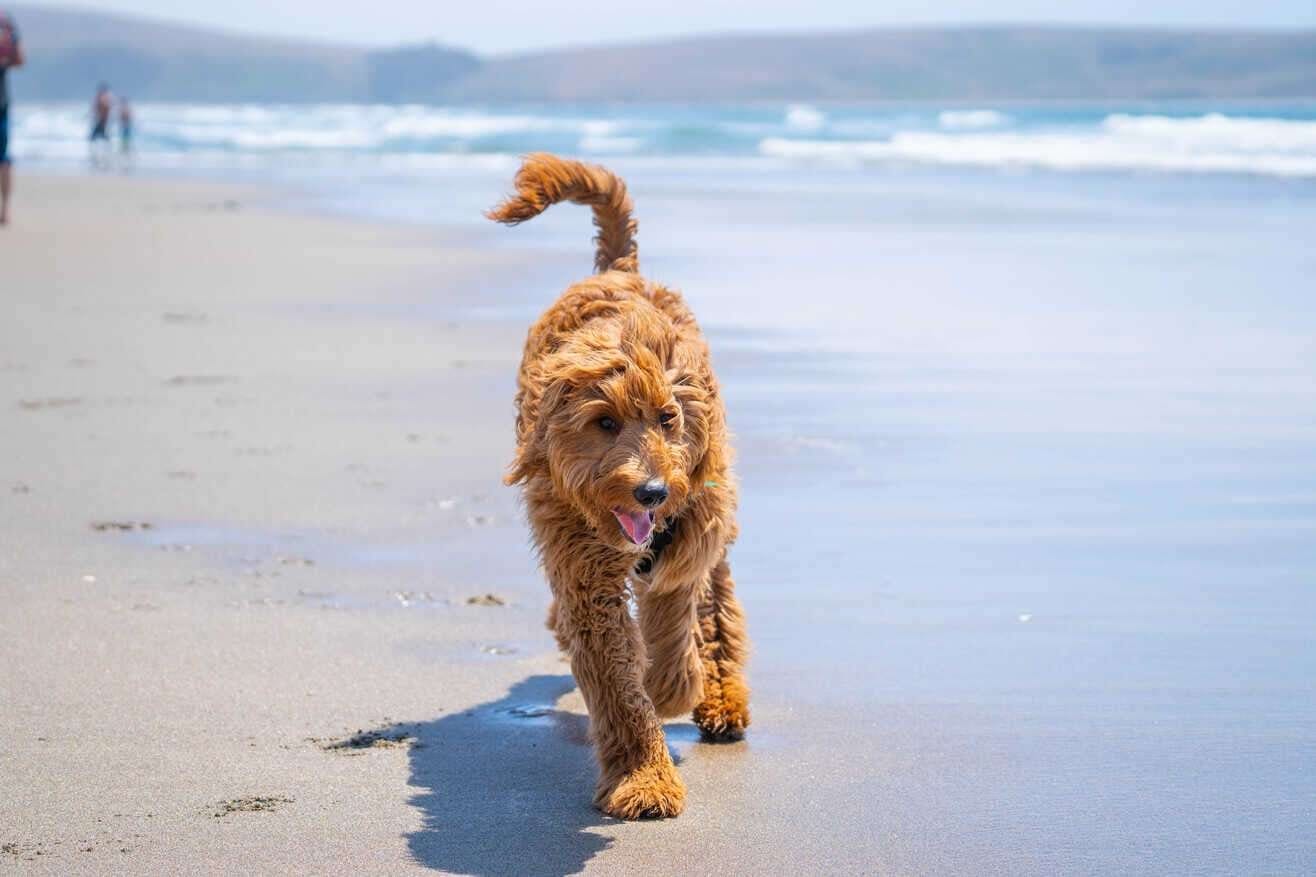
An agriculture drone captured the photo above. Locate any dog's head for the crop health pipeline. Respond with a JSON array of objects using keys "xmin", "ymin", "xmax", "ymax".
[{"xmin": 510, "ymin": 306, "xmax": 723, "ymax": 553}]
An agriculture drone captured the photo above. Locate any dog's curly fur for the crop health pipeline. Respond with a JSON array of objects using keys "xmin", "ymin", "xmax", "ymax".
[{"xmin": 489, "ymin": 154, "xmax": 750, "ymax": 819}]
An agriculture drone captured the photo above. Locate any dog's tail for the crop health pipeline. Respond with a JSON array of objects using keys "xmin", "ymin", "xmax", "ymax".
[{"xmin": 486, "ymin": 153, "xmax": 638, "ymax": 274}]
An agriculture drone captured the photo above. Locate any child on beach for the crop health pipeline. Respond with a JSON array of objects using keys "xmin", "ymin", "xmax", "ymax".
[{"xmin": 118, "ymin": 98, "xmax": 133, "ymax": 153}]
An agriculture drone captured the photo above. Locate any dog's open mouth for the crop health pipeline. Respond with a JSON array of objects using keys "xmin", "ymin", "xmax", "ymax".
[{"xmin": 612, "ymin": 508, "xmax": 655, "ymax": 545}]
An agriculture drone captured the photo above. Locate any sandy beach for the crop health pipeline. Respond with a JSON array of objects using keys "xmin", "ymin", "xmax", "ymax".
[
  {"xmin": 0, "ymin": 175, "xmax": 849, "ymax": 875},
  {"xmin": 4, "ymin": 170, "xmax": 1315, "ymax": 875}
]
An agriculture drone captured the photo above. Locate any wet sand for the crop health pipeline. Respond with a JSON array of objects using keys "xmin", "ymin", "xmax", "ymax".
[{"xmin": 4, "ymin": 172, "xmax": 1315, "ymax": 875}]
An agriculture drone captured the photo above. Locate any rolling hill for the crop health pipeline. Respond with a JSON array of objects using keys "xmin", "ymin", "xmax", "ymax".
[
  {"xmin": 7, "ymin": 4, "xmax": 476, "ymax": 102},
  {"xmin": 6, "ymin": 4, "xmax": 1314, "ymax": 103}
]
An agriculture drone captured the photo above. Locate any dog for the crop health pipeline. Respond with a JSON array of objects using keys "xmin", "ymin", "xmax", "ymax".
[{"xmin": 488, "ymin": 154, "xmax": 750, "ymax": 819}]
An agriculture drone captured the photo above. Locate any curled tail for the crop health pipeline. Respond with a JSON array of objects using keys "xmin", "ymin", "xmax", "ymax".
[{"xmin": 487, "ymin": 153, "xmax": 638, "ymax": 274}]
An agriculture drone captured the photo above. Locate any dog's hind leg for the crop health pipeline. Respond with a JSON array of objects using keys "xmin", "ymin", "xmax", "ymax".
[
  {"xmin": 554, "ymin": 572, "xmax": 686, "ymax": 819},
  {"xmin": 692, "ymin": 555, "xmax": 751, "ymax": 741},
  {"xmin": 637, "ymin": 579, "xmax": 705, "ymax": 718}
]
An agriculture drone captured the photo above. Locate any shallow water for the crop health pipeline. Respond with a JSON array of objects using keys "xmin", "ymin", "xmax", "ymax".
[{"xmin": 704, "ymin": 173, "xmax": 1316, "ymax": 873}]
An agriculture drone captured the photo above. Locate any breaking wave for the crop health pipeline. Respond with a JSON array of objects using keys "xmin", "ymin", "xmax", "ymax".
[
  {"xmin": 938, "ymin": 109, "xmax": 1011, "ymax": 130},
  {"xmin": 761, "ymin": 113, "xmax": 1316, "ymax": 178}
]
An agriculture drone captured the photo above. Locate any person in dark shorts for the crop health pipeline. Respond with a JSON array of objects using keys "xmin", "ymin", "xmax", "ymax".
[
  {"xmin": 88, "ymin": 82, "xmax": 112, "ymax": 168},
  {"xmin": 0, "ymin": 10, "xmax": 24, "ymax": 226},
  {"xmin": 91, "ymin": 83, "xmax": 112, "ymax": 141}
]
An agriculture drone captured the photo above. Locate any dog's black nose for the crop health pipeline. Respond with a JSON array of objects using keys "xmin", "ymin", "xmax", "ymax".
[{"xmin": 633, "ymin": 479, "xmax": 669, "ymax": 508}]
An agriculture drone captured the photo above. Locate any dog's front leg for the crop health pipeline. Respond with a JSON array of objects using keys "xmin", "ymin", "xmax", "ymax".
[
  {"xmin": 637, "ymin": 578, "xmax": 705, "ymax": 718},
  {"xmin": 556, "ymin": 579, "xmax": 686, "ymax": 819}
]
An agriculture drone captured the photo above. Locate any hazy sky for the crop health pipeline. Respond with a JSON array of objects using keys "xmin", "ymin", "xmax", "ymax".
[{"xmin": 22, "ymin": 0, "xmax": 1316, "ymax": 52}]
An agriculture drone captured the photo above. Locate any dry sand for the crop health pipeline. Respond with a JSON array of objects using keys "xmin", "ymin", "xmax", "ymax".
[{"xmin": 0, "ymin": 176, "xmax": 848, "ymax": 875}]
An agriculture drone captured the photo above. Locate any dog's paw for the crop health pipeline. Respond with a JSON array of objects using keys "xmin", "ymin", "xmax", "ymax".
[
  {"xmin": 693, "ymin": 682, "xmax": 750, "ymax": 742},
  {"xmin": 596, "ymin": 759, "xmax": 686, "ymax": 820}
]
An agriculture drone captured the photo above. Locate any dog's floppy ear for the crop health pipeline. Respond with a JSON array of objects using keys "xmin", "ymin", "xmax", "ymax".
[
  {"xmin": 671, "ymin": 366, "xmax": 728, "ymax": 490},
  {"xmin": 506, "ymin": 374, "xmax": 573, "ymax": 485}
]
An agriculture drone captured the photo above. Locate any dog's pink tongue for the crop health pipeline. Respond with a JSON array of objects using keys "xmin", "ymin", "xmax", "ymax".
[{"xmin": 614, "ymin": 509, "xmax": 654, "ymax": 545}]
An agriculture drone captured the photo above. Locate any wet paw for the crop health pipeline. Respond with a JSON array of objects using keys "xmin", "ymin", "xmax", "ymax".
[
  {"xmin": 693, "ymin": 681, "xmax": 750, "ymax": 742},
  {"xmin": 596, "ymin": 759, "xmax": 686, "ymax": 819}
]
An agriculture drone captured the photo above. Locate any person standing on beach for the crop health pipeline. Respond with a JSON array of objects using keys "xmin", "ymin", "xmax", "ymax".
[
  {"xmin": 90, "ymin": 83, "xmax": 112, "ymax": 166},
  {"xmin": 0, "ymin": 10, "xmax": 24, "ymax": 226},
  {"xmin": 118, "ymin": 97, "xmax": 133, "ymax": 154}
]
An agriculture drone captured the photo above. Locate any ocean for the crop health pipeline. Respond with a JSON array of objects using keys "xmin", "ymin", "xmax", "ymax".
[
  {"xmin": 13, "ymin": 101, "xmax": 1316, "ymax": 177},
  {"xmin": 11, "ymin": 101, "xmax": 1316, "ymax": 871}
]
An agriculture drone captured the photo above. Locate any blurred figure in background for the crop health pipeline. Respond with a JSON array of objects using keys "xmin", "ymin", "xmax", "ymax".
[
  {"xmin": 0, "ymin": 9, "xmax": 23, "ymax": 225},
  {"xmin": 90, "ymin": 82, "xmax": 112, "ymax": 167},
  {"xmin": 118, "ymin": 97, "xmax": 133, "ymax": 154}
]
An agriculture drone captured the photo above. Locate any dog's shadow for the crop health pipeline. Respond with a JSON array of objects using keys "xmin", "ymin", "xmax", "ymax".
[{"xmin": 385, "ymin": 674, "xmax": 612, "ymax": 876}]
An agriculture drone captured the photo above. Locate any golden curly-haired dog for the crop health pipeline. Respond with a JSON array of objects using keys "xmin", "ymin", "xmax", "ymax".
[{"xmin": 488, "ymin": 154, "xmax": 750, "ymax": 819}]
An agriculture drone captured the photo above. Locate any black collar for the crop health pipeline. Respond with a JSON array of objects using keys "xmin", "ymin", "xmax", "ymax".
[{"xmin": 634, "ymin": 515, "xmax": 678, "ymax": 575}]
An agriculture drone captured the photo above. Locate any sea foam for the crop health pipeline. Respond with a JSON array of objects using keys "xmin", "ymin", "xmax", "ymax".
[
  {"xmin": 761, "ymin": 113, "xmax": 1316, "ymax": 177},
  {"xmin": 938, "ymin": 109, "xmax": 1011, "ymax": 130},
  {"xmin": 785, "ymin": 103, "xmax": 826, "ymax": 132}
]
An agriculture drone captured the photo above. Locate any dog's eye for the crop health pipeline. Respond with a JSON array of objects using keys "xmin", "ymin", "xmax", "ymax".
[
  {"xmin": 598, "ymin": 416, "xmax": 618, "ymax": 433},
  {"xmin": 658, "ymin": 410, "xmax": 677, "ymax": 429}
]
